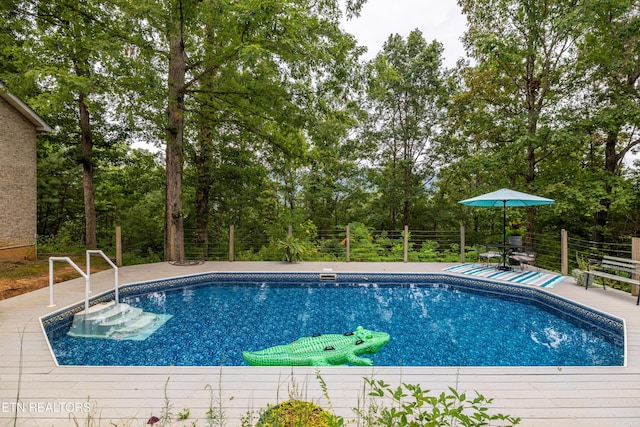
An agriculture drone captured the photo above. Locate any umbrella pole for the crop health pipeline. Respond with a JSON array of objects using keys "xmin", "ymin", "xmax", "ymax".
[
  {"xmin": 503, "ymin": 200, "xmax": 506, "ymax": 247},
  {"xmin": 500, "ymin": 200, "xmax": 509, "ymax": 270}
]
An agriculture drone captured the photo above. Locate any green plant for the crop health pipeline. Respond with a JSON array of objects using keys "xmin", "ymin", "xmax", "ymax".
[
  {"xmin": 575, "ymin": 254, "xmax": 589, "ymax": 271},
  {"xmin": 241, "ymin": 410, "xmax": 258, "ymax": 427},
  {"xmin": 347, "ymin": 223, "xmax": 384, "ymax": 261},
  {"xmin": 506, "ymin": 220, "xmax": 524, "ymax": 237},
  {"xmin": 255, "ymin": 400, "xmax": 337, "ymax": 427},
  {"xmin": 417, "ymin": 240, "xmax": 440, "ymax": 261},
  {"xmin": 315, "ymin": 369, "xmax": 344, "ymax": 427},
  {"xmin": 276, "ymin": 235, "xmax": 308, "ymax": 263},
  {"xmin": 205, "ymin": 358, "xmax": 230, "ymax": 427},
  {"xmin": 159, "ymin": 377, "xmax": 174, "ymax": 427},
  {"xmin": 37, "ymin": 228, "xmax": 86, "ymax": 254},
  {"xmin": 572, "ymin": 268, "xmax": 586, "ymax": 286},
  {"xmin": 177, "ymin": 408, "xmax": 190, "ymax": 420},
  {"xmin": 205, "ymin": 383, "xmax": 226, "ymax": 426},
  {"xmin": 354, "ymin": 377, "xmax": 520, "ymax": 427},
  {"xmin": 572, "ymin": 254, "xmax": 589, "ymax": 287}
]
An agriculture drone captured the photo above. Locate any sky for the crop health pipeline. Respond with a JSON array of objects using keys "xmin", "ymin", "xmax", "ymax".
[{"xmin": 340, "ymin": 0, "xmax": 469, "ymax": 67}]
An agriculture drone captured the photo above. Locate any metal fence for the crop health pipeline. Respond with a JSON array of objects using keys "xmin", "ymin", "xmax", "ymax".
[
  {"xmin": 182, "ymin": 226, "xmax": 464, "ymax": 263},
  {"xmin": 180, "ymin": 225, "xmax": 635, "ymax": 275},
  {"xmin": 567, "ymin": 235, "xmax": 636, "ymax": 270},
  {"xmin": 99, "ymin": 224, "xmax": 639, "ymax": 276}
]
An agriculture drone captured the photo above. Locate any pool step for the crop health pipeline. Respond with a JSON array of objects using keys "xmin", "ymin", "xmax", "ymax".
[{"xmin": 67, "ymin": 302, "xmax": 172, "ymax": 341}]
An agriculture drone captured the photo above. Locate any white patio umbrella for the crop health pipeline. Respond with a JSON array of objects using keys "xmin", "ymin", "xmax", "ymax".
[{"xmin": 459, "ymin": 188, "xmax": 555, "ymax": 269}]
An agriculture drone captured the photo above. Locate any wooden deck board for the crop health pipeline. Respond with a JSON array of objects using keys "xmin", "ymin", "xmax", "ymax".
[{"xmin": 2, "ymin": 261, "xmax": 640, "ymax": 426}]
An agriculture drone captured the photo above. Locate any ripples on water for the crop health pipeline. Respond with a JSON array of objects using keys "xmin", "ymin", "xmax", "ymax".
[{"xmin": 50, "ymin": 282, "xmax": 624, "ymax": 366}]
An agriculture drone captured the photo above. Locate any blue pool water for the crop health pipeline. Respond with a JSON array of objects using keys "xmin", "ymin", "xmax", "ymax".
[{"xmin": 44, "ymin": 273, "xmax": 625, "ymax": 367}]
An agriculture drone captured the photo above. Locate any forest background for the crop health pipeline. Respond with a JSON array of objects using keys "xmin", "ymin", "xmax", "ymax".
[{"xmin": 1, "ymin": 0, "xmax": 639, "ymax": 267}]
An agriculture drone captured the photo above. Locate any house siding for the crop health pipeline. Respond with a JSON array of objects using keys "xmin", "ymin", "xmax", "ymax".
[{"xmin": 0, "ymin": 95, "xmax": 37, "ymax": 260}]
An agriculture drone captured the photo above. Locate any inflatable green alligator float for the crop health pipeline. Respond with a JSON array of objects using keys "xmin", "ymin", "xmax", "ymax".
[{"xmin": 242, "ymin": 326, "xmax": 390, "ymax": 366}]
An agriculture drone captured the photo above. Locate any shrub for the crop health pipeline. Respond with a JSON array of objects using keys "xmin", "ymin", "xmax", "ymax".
[
  {"xmin": 276, "ymin": 235, "xmax": 308, "ymax": 263},
  {"xmin": 355, "ymin": 377, "xmax": 520, "ymax": 427},
  {"xmin": 255, "ymin": 400, "xmax": 338, "ymax": 427}
]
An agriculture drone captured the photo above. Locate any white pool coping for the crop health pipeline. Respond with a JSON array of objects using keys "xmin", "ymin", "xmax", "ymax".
[{"xmin": 2, "ymin": 261, "xmax": 640, "ymax": 426}]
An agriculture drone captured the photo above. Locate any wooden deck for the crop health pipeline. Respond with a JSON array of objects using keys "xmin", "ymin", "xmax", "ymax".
[{"xmin": 2, "ymin": 261, "xmax": 640, "ymax": 426}]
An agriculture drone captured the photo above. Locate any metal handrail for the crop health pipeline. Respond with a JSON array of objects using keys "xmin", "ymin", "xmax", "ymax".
[
  {"xmin": 86, "ymin": 250, "xmax": 119, "ymax": 305},
  {"xmin": 48, "ymin": 257, "xmax": 88, "ymax": 310}
]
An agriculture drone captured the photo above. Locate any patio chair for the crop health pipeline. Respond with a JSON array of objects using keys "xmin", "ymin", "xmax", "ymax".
[
  {"xmin": 509, "ymin": 249, "xmax": 537, "ymax": 271},
  {"xmin": 478, "ymin": 245, "xmax": 502, "ymax": 267}
]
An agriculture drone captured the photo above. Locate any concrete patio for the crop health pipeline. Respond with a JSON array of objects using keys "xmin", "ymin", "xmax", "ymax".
[{"xmin": 1, "ymin": 261, "xmax": 640, "ymax": 426}]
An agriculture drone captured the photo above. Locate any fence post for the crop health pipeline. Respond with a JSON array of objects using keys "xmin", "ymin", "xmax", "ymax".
[
  {"xmin": 288, "ymin": 224, "xmax": 293, "ymax": 237},
  {"xmin": 404, "ymin": 225, "xmax": 409, "ymax": 263},
  {"xmin": 460, "ymin": 225, "xmax": 465, "ymax": 263},
  {"xmin": 632, "ymin": 237, "xmax": 639, "ymax": 296},
  {"xmin": 561, "ymin": 229, "xmax": 568, "ymax": 276},
  {"xmin": 115, "ymin": 225, "xmax": 122, "ymax": 267},
  {"xmin": 229, "ymin": 225, "xmax": 234, "ymax": 262},
  {"xmin": 346, "ymin": 225, "xmax": 350, "ymax": 263}
]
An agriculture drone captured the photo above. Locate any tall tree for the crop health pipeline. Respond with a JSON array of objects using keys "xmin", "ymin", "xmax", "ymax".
[
  {"xmin": 97, "ymin": 147, "xmax": 165, "ymax": 260},
  {"xmin": 164, "ymin": 0, "xmax": 191, "ymax": 262},
  {"xmin": 365, "ymin": 30, "xmax": 451, "ymax": 228},
  {"xmin": 456, "ymin": 0, "xmax": 582, "ymax": 233},
  {"xmin": 574, "ymin": 0, "xmax": 640, "ymax": 242},
  {"xmin": 301, "ymin": 106, "xmax": 369, "ymax": 230},
  {"xmin": 4, "ymin": 0, "xmax": 129, "ymax": 249},
  {"xmin": 140, "ymin": 0, "xmax": 368, "ymax": 261}
]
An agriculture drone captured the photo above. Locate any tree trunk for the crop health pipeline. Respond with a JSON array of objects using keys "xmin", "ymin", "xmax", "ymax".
[
  {"xmin": 78, "ymin": 92, "xmax": 97, "ymax": 249},
  {"xmin": 390, "ymin": 147, "xmax": 398, "ymax": 228},
  {"xmin": 402, "ymin": 162, "xmax": 411, "ymax": 227},
  {"xmin": 194, "ymin": 134, "xmax": 214, "ymax": 259},
  {"xmin": 592, "ymin": 127, "xmax": 619, "ymax": 243},
  {"xmin": 165, "ymin": 18, "xmax": 186, "ymax": 263},
  {"xmin": 74, "ymin": 54, "xmax": 97, "ymax": 250},
  {"xmin": 524, "ymin": 48, "xmax": 541, "ymax": 242}
]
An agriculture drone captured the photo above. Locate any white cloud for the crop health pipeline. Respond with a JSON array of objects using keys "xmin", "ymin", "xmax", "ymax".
[{"xmin": 341, "ymin": 0, "xmax": 468, "ymax": 67}]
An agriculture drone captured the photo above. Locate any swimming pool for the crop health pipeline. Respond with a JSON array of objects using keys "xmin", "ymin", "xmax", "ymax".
[{"xmin": 41, "ymin": 272, "xmax": 625, "ymax": 367}]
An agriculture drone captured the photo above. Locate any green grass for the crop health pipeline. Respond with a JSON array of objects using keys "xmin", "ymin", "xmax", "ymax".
[{"xmin": 0, "ymin": 256, "xmax": 110, "ymax": 280}]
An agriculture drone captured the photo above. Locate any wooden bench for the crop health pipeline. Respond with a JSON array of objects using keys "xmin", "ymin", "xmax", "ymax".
[{"xmin": 585, "ymin": 255, "xmax": 640, "ymax": 304}]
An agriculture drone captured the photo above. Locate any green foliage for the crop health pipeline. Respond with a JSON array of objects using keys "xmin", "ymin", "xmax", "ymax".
[
  {"xmin": 506, "ymin": 220, "xmax": 524, "ymax": 237},
  {"xmin": 355, "ymin": 377, "xmax": 520, "ymax": 427},
  {"xmin": 571, "ymin": 268, "xmax": 586, "ymax": 287},
  {"xmin": 418, "ymin": 242, "xmax": 461, "ymax": 262},
  {"xmin": 3, "ymin": 0, "xmax": 640, "ymax": 260},
  {"xmin": 575, "ymin": 254, "xmax": 589, "ymax": 271},
  {"xmin": 159, "ymin": 377, "xmax": 173, "ymax": 427},
  {"xmin": 464, "ymin": 245, "xmax": 480, "ymax": 263},
  {"xmin": 348, "ymin": 223, "xmax": 383, "ymax": 261},
  {"xmin": 204, "ymin": 376, "xmax": 227, "ymax": 427},
  {"xmin": 417, "ymin": 240, "xmax": 439, "ymax": 261},
  {"xmin": 311, "ymin": 237, "xmax": 344, "ymax": 261},
  {"xmin": 177, "ymin": 407, "xmax": 190, "ymax": 420},
  {"xmin": 315, "ymin": 369, "xmax": 343, "ymax": 426},
  {"xmin": 246, "ymin": 372, "xmax": 519, "ymax": 427},
  {"xmin": 37, "ymin": 229, "xmax": 85, "ymax": 254},
  {"xmin": 255, "ymin": 400, "xmax": 339, "ymax": 427},
  {"xmin": 364, "ymin": 30, "xmax": 451, "ymax": 229},
  {"xmin": 276, "ymin": 235, "xmax": 308, "ymax": 263}
]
